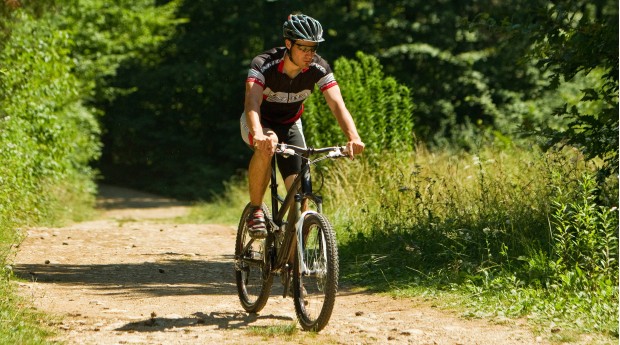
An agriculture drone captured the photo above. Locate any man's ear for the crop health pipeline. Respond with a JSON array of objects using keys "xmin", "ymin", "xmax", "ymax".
[{"xmin": 285, "ymin": 39, "xmax": 292, "ymax": 49}]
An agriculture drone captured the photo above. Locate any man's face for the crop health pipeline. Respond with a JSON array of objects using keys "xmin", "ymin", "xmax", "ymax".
[{"xmin": 287, "ymin": 39, "xmax": 318, "ymax": 68}]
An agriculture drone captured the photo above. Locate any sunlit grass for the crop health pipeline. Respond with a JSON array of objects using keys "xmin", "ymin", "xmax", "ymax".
[
  {"xmin": 178, "ymin": 174, "xmax": 249, "ymax": 225},
  {"xmin": 247, "ymin": 322, "xmax": 299, "ymax": 338},
  {"xmin": 0, "ymin": 268, "xmax": 57, "ymax": 345},
  {"xmin": 0, "ymin": 177, "xmax": 96, "ymax": 345},
  {"xmin": 323, "ymin": 145, "xmax": 618, "ymax": 341}
]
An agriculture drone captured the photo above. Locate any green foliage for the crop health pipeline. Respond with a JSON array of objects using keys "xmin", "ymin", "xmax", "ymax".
[
  {"xmin": 97, "ymin": 0, "xmax": 292, "ymax": 198},
  {"xmin": 0, "ymin": 5, "xmax": 98, "ymax": 343},
  {"xmin": 321, "ymin": 1, "xmax": 549, "ymax": 147},
  {"xmin": 0, "ymin": 0, "xmax": 180, "ymax": 227},
  {"xmin": 91, "ymin": 0, "xmax": 617, "ymax": 198},
  {"xmin": 0, "ymin": 9, "xmax": 100, "ymax": 230},
  {"xmin": 323, "ymin": 145, "xmax": 618, "ymax": 336},
  {"xmin": 550, "ymin": 173, "xmax": 618, "ymax": 278},
  {"xmin": 482, "ymin": 0, "xmax": 619, "ymax": 178},
  {"xmin": 58, "ymin": 0, "xmax": 185, "ymax": 99},
  {"xmin": 0, "ymin": 1, "xmax": 179, "ymax": 341},
  {"xmin": 0, "ymin": 267, "xmax": 55, "ymax": 344},
  {"xmin": 540, "ymin": 1, "xmax": 619, "ymax": 178},
  {"xmin": 304, "ymin": 52, "xmax": 414, "ymax": 151}
]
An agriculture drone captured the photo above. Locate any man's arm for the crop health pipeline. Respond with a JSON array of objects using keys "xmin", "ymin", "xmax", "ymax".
[
  {"xmin": 244, "ymin": 81, "xmax": 275, "ymax": 153},
  {"xmin": 323, "ymin": 85, "xmax": 365, "ymax": 157},
  {"xmin": 244, "ymin": 81, "xmax": 264, "ymax": 138}
]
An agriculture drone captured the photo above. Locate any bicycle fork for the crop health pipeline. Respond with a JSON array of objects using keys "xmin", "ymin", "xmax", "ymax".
[{"xmin": 295, "ymin": 210, "xmax": 320, "ymax": 275}]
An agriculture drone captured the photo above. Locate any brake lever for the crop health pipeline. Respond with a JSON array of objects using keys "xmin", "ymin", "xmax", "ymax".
[
  {"xmin": 327, "ymin": 146, "xmax": 348, "ymax": 158},
  {"xmin": 276, "ymin": 144, "xmax": 295, "ymax": 158}
]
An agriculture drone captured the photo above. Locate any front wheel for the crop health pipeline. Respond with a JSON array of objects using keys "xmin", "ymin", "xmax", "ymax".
[
  {"xmin": 293, "ymin": 213, "xmax": 338, "ymax": 331},
  {"xmin": 234, "ymin": 203, "xmax": 273, "ymax": 313}
]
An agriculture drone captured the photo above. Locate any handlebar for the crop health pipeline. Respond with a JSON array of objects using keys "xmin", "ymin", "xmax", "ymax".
[{"xmin": 275, "ymin": 143, "xmax": 348, "ymax": 159}]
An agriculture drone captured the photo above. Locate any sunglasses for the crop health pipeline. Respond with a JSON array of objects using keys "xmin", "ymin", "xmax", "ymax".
[{"xmin": 294, "ymin": 42, "xmax": 318, "ymax": 53}]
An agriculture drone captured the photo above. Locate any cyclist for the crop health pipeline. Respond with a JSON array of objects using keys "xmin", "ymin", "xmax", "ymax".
[{"xmin": 240, "ymin": 13, "xmax": 365, "ymax": 239}]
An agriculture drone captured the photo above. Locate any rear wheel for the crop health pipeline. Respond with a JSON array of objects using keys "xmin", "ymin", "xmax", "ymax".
[
  {"xmin": 293, "ymin": 213, "xmax": 338, "ymax": 331},
  {"xmin": 234, "ymin": 203, "xmax": 273, "ymax": 313}
]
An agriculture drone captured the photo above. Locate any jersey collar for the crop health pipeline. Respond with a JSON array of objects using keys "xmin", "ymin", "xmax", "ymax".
[{"xmin": 278, "ymin": 58, "xmax": 309, "ymax": 75}]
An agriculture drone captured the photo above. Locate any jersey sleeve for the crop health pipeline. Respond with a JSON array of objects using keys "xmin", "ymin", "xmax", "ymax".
[
  {"xmin": 317, "ymin": 73, "xmax": 337, "ymax": 92},
  {"xmin": 315, "ymin": 59, "xmax": 337, "ymax": 92},
  {"xmin": 246, "ymin": 55, "xmax": 266, "ymax": 88}
]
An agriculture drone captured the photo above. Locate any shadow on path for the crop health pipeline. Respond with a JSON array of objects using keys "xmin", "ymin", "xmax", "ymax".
[
  {"xmin": 15, "ymin": 259, "xmax": 235, "ymax": 297},
  {"xmin": 116, "ymin": 311, "xmax": 294, "ymax": 332}
]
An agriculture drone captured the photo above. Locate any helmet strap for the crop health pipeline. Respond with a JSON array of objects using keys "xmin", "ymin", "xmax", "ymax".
[{"xmin": 286, "ymin": 40, "xmax": 301, "ymax": 68}]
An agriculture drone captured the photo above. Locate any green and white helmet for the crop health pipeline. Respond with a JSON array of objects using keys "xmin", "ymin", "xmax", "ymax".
[{"xmin": 283, "ymin": 14, "xmax": 324, "ymax": 42}]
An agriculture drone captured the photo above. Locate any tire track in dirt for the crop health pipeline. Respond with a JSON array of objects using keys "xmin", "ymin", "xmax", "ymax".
[{"xmin": 13, "ymin": 185, "xmax": 548, "ymax": 345}]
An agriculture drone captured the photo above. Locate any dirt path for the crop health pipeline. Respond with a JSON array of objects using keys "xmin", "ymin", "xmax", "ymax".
[{"xmin": 13, "ymin": 185, "xmax": 549, "ymax": 345}]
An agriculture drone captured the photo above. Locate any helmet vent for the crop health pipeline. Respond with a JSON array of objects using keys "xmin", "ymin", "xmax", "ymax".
[{"xmin": 283, "ymin": 14, "xmax": 324, "ymax": 43}]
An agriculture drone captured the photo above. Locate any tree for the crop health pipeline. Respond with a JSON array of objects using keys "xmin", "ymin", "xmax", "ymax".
[{"xmin": 494, "ymin": 0, "xmax": 619, "ymax": 177}]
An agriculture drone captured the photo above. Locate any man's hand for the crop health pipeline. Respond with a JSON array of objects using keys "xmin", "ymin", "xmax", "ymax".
[
  {"xmin": 345, "ymin": 139, "xmax": 365, "ymax": 159},
  {"xmin": 252, "ymin": 132, "xmax": 277, "ymax": 155}
]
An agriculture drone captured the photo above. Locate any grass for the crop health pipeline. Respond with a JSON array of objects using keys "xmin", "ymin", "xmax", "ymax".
[
  {"xmin": 179, "ymin": 174, "xmax": 249, "ymax": 225},
  {"xmin": 0, "ymin": 178, "xmax": 95, "ymax": 345},
  {"xmin": 326, "ymin": 145, "xmax": 618, "ymax": 343},
  {"xmin": 179, "ymin": 171, "xmax": 290, "ymax": 226},
  {"xmin": 247, "ymin": 322, "xmax": 299, "ymax": 338},
  {"xmin": 191, "ymin": 144, "xmax": 618, "ymax": 344},
  {"xmin": 0, "ymin": 264, "xmax": 58, "ymax": 344}
]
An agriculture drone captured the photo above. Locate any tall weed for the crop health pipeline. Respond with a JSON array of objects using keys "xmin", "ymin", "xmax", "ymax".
[{"xmin": 550, "ymin": 173, "xmax": 618, "ymax": 278}]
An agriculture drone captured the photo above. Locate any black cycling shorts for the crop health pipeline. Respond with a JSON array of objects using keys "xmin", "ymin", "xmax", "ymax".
[{"xmin": 240, "ymin": 114, "xmax": 307, "ymax": 179}]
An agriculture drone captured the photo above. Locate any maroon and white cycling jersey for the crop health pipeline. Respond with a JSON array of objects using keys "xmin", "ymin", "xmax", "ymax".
[{"xmin": 246, "ymin": 47, "xmax": 337, "ymax": 124}]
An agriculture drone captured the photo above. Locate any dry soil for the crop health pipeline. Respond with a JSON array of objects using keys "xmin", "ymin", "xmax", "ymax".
[{"xmin": 13, "ymin": 185, "xmax": 554, "ymax": 345}]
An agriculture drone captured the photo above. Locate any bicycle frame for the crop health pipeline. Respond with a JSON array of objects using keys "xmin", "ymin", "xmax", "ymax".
[
  {"xmin": 267, "ymin": 149, "xmax": 321, "ymax": 272},
  {"xmin": 235, "ymin": 143, "xmax": 345, "ymax": 330}
]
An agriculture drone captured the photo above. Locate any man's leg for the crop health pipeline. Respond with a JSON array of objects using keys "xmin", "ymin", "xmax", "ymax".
[
  {"xmin": 249, "ymin": 147, "xmax": 274, "ymax": 207},
  {"xmin": 246, "ymin": 129, "xmax": 277, "ymax": 239},
  {"xmin": 248, "ymin": 129, "xmax": 278, "ymax": 206},
  {"xmin": 284, "ymin": 174, "xmax": 308, "ymax": 211}
]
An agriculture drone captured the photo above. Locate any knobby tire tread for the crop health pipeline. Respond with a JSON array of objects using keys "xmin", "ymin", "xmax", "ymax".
[{"xmin": 293, "ymin": 212, "xmax": 338, "ymax": 331}]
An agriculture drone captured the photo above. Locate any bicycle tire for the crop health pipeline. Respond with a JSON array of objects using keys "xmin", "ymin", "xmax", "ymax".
[
  {"xmin": 234, "ymin": 203, "xmax": 273, "ymax": 313},
  {"xmin": 293, "ymin": 212, "xmax": 339, "ymax": 331}
]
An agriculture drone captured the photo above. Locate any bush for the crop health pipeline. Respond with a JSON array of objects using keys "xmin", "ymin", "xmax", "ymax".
[
  {"xmin": 0, "ymin": 10, "xmax": 101, "ymax": 237},
  {"xmin": 303, "ymin": 51, "xmax": 414, "ymax": 152}
]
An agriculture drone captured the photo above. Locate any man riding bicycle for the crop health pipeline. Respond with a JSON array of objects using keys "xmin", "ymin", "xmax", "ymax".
[{"xmin": 240, "ymin": 13, "xmax": 365, "ymax": 239}]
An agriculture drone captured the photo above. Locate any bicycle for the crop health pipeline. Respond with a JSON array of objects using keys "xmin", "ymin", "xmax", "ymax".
[{"xmin": 234, "ymin": 143, "xmax": 347, "ymax": 332}]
